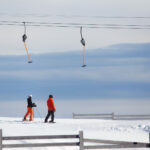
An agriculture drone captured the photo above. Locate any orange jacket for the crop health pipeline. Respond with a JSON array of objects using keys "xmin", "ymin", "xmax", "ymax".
[{"xmin": 47, "ymin": 97, "xmax": 56, "ymax": 111}]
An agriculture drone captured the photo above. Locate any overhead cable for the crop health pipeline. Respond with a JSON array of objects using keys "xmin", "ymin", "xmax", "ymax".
[{"xmin": 0, "ymin": 21, "xmax": 150, "ymax": 29}]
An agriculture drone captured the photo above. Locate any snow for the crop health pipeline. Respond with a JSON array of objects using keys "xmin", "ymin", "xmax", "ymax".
[{"xmin": 0, "ymin": 117, "xmax": 150, "ymax": 150}]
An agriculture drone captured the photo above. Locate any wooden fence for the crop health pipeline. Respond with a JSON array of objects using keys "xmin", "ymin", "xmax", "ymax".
[
  {"xmin": 72, "ymin": 113, "xmax": 150, "ymax": 120},
  {"xmin": 0, "ymin": 129, "xmax": 83, "ymax": 150},
  {"xmin": 1, "ymin": 129, "xmax": 150, "ymax": 149}
]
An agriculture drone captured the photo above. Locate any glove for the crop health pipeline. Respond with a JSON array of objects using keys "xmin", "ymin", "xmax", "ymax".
[{"xmin": 32, "ymin": 103, "xmax": 37, "ymax": 107}]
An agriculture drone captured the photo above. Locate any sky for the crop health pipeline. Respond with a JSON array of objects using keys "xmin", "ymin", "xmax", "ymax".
[
  {"xmin": 0, "ymin": 43, "xmax": 150, "ymax": 118},
  {"xmin": 0, "ymin": 43, "xmax": 150, "ymax": 100},
  {"xmin": 0, "ymin": 0, "xmax": 150, "ymax": 54},
  {"xmin": 0, "ymin": 42, "xmax": 150, "ymax": 117},
  {"xmin": 0, "ymin": 0, "xmax": 150, "ymax": 117}
]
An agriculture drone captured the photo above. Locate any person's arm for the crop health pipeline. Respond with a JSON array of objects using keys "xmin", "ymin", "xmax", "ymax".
[
  {"xmin": 52, "ymin": 100, "xmax": 56, "ymax": 111},
  {"xmin": 32, "ymin": 103, "xmax": 37, "ymax": 107}
]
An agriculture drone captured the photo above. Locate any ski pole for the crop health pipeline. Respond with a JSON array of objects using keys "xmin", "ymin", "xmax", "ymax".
[{"xmin": 35, "ymin": 107, "xmax": 43, "ymax": 122}]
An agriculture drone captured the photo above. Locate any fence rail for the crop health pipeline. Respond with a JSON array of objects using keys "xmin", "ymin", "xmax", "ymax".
[
  {"xmin": 73, "ymin": 113, "xmax": 150, "ymax": 120},
  {"xmin": 84, "ymin": 138, "xmax": 150, "ymax": 149},
  {"xmin": 3, "ymin": 135, "xmax": 79, "ymax": 140},
  {"xmin": 0, "ymin": 129, "xmax": 82, "ymax": 150},
  {"xmin": 1, "ymin": 129, "xmax": 150, "ymax": 149},
  {"xmin": 2, "ymin": 143, "xmax": 78, "ymax": 148},
  {"xmin": 72, "ymin": 113, "xmax": 113, "ymax": 119}
]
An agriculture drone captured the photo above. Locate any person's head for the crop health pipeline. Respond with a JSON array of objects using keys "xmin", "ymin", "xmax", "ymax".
[
  {"xmin": 28, "ymin": 95, "xmax": 32, "ymax": 98},
  {"xmin": 49, "ymin": 95, "xmax": 53, "ymax": 98}
]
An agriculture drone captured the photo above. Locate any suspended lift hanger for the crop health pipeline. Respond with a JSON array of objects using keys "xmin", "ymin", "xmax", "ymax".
[
  {"xmin": 80, "ymin": 26, "xmax": 86, "ymax": 67},
  {"xmin": 22, "ymin": 22, "xmax": 32, "ymax": 63}
]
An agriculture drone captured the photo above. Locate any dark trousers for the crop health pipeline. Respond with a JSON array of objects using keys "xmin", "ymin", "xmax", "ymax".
[{"xmin": 45, "ymin": 110, "xmax": 54, "ymax": 122}]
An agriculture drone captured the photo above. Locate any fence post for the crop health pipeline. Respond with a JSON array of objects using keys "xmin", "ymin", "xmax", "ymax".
[
  {"xmin": 0, "ymin": 129, "xmax": 2, "ymax": 150},
  {"xmin": 112, "ymin": 112, "xmax": 115, "ymax": 120},
  {"xmin": 79, "ymin": 131, "xmax": 84, "ymax": 150},
  {"xmin": 73, "ymin": 113, "xmax": 75, "ymax": 119}
]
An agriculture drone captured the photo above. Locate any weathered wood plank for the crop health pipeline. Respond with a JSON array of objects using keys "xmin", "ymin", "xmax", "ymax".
[
  {"xmin": 84, "ymin": 143, "xmax": 150, "ymax": 149},
  {"xmin": 79, "ymin": 131, "xmax": 84, "ymax": 150},
  {"xmin": 0, "ymin": 129, "xmax": 2, "ymax": 150},
  {"xmin": 74, "ymin": 117, "xmax": 111, "ymax": 119},
  {"xmin": 2, "ymin": 142, "xmax": 79, "ymax": 148},
  {"xmin": 74, "ymin": 114, "xmax": 112, "ymax": 116},
  {"xmin": 115, "ymin": 118, "xmax": 150, "ymax": 120},
  {"xmin": 3, "ymin": 135, "xmax": 78, "ymax": 140},
  {"xmin": 116, "ymin": 114, "xmax": 150, "ymax": 117},
  {"xmin": 84, "ymin": 138, "xmax": 148, "ymax": 145}
]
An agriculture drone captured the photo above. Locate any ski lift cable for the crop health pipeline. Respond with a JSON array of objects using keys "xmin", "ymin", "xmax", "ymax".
[
  {"xmin": 1, "ymin": 23, "xmax": 150, "ymax": 29},
  {"xmin": 1, "ymin": 13, "xmax": 150, "ymax": 19},
  {"xmin": 0, "ymin": 21, "xmax": 150, "ymax": 29}
]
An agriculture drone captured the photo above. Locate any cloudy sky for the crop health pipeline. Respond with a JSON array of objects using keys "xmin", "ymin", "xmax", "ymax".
[
  {"xmin": 0, "ymin": 43, "xmax": 150, "ymax": 117},
  {"xmin": 0, "ymin": 0, "xmax": 150, "ymax": 117}
]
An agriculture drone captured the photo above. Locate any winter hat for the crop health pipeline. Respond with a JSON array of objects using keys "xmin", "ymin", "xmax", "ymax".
[
  {"xmin": 49, "ymin": 95, "xmax": 53, "ymax": 98},
  {"xmin": 28, "ymin": 95, "xmax": 32, "ymax": 98}
]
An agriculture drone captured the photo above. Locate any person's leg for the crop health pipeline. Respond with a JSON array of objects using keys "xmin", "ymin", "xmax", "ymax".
[
  {"xmin": 50, "ymin": 111, "xmax": 54, "ymax": 122},
  {"xmin": 24, "ymin": 107, "xmax": 30, "ymax": 120},
  {"xmin": 29, "ymin": 108, "xmax": 33, "ymax": 121},
  {"xmin": 44, "ymin": 111, "xmax": 51, "ymax": 122}
]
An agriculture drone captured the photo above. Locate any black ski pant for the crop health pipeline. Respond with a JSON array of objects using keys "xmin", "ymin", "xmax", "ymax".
[{"xmin": 45, "ymin": 110, "xmax": 54, "ymax": 122}]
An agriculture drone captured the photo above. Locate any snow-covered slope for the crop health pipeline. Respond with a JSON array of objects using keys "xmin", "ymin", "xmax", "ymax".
[{"xmin": 0, "ymin": 117, "xmax": 150, "ymax": 150}]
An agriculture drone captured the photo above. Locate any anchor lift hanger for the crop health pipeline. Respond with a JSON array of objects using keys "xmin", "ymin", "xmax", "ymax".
[{"xmin": 22, "ymin": 22, "xmax": 32, "ymax": 63}]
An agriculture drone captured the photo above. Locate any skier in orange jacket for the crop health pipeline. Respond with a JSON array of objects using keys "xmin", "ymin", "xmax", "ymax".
[
  {"xmin": 44, "ymin": 95, "xmax": 56, "ymax": 123},
  {"xmin": 23, "ymin": 95, "xmax": 36, "ymax": 121}
]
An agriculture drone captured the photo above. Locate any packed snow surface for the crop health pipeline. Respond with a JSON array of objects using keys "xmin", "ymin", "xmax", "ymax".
[{"xmin": 0, "ymin": 117, "xmax": 150, "ymax": 150}]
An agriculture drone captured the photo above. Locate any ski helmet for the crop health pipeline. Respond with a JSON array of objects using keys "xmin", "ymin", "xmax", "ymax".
[{"xmin": 49, "ymin": 95, "xmax": 53, "ymax": 98}]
